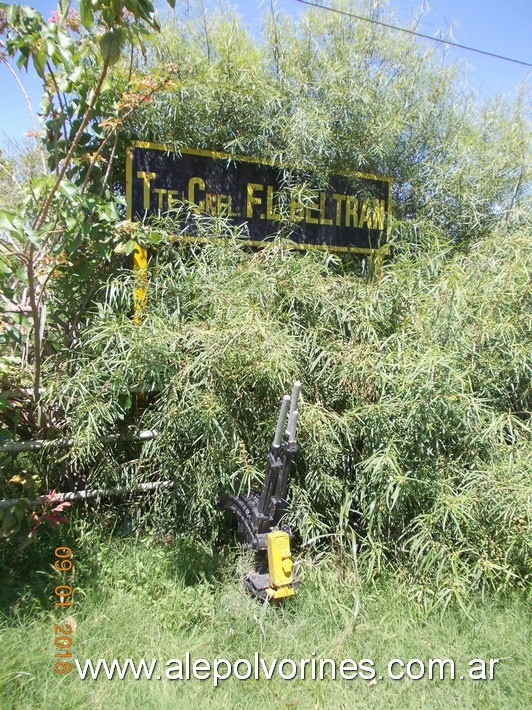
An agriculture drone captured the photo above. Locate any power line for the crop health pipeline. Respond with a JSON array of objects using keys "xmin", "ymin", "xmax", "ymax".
[{"xmin": 293, "ymin": 0, "xmax": 532, "ymax": 68}]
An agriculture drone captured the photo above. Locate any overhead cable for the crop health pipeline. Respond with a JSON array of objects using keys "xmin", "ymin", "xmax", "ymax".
[{"xmin": 294, "ymin": 0, "xmax": 532, "ymax": 68}]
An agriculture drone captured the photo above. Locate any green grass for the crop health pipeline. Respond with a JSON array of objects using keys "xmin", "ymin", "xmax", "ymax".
[{"xmin": 1, "ymin": 524, "xmax": 530, "ymax": 709}]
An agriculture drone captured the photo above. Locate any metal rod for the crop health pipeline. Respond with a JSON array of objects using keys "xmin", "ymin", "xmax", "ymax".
[
  {"xmin": 273, "ymin": 395, "xmax": 291, "ymax": 449},
  {"xmin": 288, "ymin": 411, "xmax": 299, "ymax": 443},
  {"xmin": 0, "ymin": 480, "xmax": 175, "ymax": 510},
  {"xmin": 286, "ymin": 381, "xmax": 301, "ymax": 438},
  {"xmin": 0, "ymin": 429, "xmax": 158, "ymax": 454},
  {"xmin": 274, "ymin": 440, "xmax": 296, "ymax": 500}
]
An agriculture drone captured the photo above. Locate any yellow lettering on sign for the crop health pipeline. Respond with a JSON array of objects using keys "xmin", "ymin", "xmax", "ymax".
[
  {"xmin": 227, "ymin": 195, "xmax": 240, "ymax": 217},
  {"xmin": 246, "ymin": 183, "xmax": 264, "ymax": 218},
  {"xmin": 319, "ymin": 191, "xmax": 333, "ymax": 225},
  {"xmin": 359, "ymin": 198, "xmax": 370, "ymax": 228},
  {"xmin": 188, "ymin": 177, "xmax": 205, "ymax": 211},
  {"xmin": 137, "ymin": 171, "xmax": 157, "ymax": 210},
  {"xmin": 205, "ymin": 193, "xmax": 218, "ymax": 215},
  {"xmin": 266, "ymin": 186, "xmax": 281, "ymax": 221},
  {"xmin": 332, "ymin": 194, "xmax": 345, "ymax": 226},
  {"xmin": 167, "ymin": 190, "xmax": 180, "ymax": 211},
  {"xmin": 371, "ymin": 199, "xmax": 385, "ymax": 230},
  {"xmin": 345, "ymin": 197, "xmax": 359, "ymax": 228},
  {"xmin": 217, "ymin": 193, "xmax": 228, "ymax": 216},
  {"xmin": 305, "ymin": 190, "xmax": 319, "ymax": 224},
  {"xmin": 153, "ymin": 188, "xmax": 167, "ymax": 211},
  {"xmin": 290, "ymin": 195, "xmax": 304, "ymax": 222}
]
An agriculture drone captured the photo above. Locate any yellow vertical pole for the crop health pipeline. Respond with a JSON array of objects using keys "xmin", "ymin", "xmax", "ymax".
[
  {"xmin": 132, "ymin": 244, "xmax": 148, "ymax": 325},
  {"xmin": 127, "ymin": 147, "xmax": 147, "ymax": 413},
  {"xmin": 132, "ymin": 244, "xmax": 148, "ymax": 416}
]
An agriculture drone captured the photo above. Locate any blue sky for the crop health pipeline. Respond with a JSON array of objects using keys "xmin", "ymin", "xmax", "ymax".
[{"xmin": 1, "ymin": 0, "xmax": 530, "ymax": 143}]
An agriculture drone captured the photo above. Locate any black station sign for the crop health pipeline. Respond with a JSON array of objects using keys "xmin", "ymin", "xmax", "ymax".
[{"xmin": 126, "ymin": 143, "xmax": 392, "ymax": 253}]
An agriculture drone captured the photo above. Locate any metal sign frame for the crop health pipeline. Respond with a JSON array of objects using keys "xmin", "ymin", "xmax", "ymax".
[{"xmin": 126, "ymin": 142, "xmax": 392, "ymax": 255}]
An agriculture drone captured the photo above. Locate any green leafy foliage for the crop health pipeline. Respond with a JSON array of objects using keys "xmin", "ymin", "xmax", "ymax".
[
  {"xmin": 99, "ymin": 26, "xmax": 125, "ymax": 65},
  {"xmin": 0, "ymin": 0, "xmax": 174, "ymax": 425},
  {"xmin": 0, "ymin": 1, "xmax": 530, "ymax": 608},
  {"xmin": 0, "ymin": 0, "xmax": 174, "ymax": 539},
  {"xmin": 127, "ymin": 1, "xmax": 530, "ymax": 240},
  {"xmin": 40, "ymin": 219, "xmax": 531, "ymax": 605}
]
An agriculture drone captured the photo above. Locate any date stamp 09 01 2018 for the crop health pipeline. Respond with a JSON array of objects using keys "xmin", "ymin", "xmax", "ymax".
[{"xmin": 53, "ymin": 546, "xmax": 74, "ymax": 674}]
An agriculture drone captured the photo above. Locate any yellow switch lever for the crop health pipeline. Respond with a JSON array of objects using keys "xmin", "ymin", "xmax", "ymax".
[{"xmin": 267, "ymin": 530, "xmax": 294, "ymax": 590}]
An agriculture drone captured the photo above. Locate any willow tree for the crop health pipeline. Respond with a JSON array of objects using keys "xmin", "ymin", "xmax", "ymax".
[{"xmin": 125, "ymin": 0, "xmax": 529, "ymax": 238}]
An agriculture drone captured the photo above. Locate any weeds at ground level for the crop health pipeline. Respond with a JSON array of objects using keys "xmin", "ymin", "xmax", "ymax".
[{"xmin": 1, "ymin": 525, "xmax": 530, "ymax": 709}]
